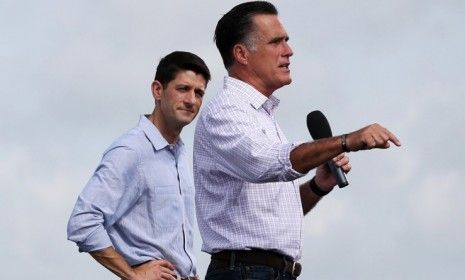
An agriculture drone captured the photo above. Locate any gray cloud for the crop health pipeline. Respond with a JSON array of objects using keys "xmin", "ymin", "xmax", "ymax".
[{"xmin": 1, "ymin": 0, "xmax": 464, "ymax": 279}]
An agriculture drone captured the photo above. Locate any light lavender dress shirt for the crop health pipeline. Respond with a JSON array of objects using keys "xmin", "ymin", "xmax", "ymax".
[
  {"xmin": 194, "ymin": 76, "xmax": 306, "ymax": 261},
  {"xmin": 67, "ymin": 115, "xmax": 197, "ymax": 277}
]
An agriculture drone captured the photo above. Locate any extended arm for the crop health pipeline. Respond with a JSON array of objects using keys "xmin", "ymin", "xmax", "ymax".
[
  {"xmin": 291, "ymin": 123, "xmax": 401, "ymax": 174},
  {"xmin": 295, "ymin": 123, "xmax": 400, "ymax": 213}
]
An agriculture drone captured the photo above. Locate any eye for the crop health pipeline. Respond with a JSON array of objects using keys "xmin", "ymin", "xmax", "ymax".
[
  {"xmin": 177, "ymin": 86, "xmax": 189, "ymax": 92},
  {"xmin": 269, "ymin": 36, "xmax": 289, "ymax": 45},
  {"xmin": 270, "ymin": 39, "xmax": 281, "ymax": 45},
  {"xmin": 195, "ymin": 90, "xmax": 204, "ymax": 98}
]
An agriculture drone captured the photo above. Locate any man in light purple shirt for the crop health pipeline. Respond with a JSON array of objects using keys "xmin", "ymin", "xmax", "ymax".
[
  {"xmin": 194, "ymin": 2, "xmax": 401, "ymax": 280},
  {"xmin": 67, "ymin": 51, "xmax": 210, "ymax": 280}
]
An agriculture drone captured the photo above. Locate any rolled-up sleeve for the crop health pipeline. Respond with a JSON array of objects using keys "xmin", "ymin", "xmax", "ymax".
[
  {"xmin": 202, "ymin": 105, "xmax": 305, "ymax": 183},
  {"xmin": 67, "ymin": 146, "xmax": 142, "ymax": 252}
]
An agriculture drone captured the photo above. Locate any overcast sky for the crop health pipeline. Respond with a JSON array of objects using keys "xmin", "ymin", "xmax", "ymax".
[{"xmin": 1, "ymin": 0, "xmax": 465, "ymax": 279}]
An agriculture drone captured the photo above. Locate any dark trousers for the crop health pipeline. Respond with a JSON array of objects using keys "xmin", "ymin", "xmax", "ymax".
[{"xmin": 205, "ymin": 259, "xmax": 297, "ymax": 280}]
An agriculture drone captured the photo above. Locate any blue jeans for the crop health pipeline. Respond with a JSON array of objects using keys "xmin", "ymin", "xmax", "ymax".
[{"xmin": 205, "ymin": 260, "xmax": 297, "ymax": 280}]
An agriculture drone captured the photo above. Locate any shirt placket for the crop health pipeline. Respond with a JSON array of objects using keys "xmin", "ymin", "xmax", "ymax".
[
  {"xmin": 263, "ymin": 100, "xmax": 285, "ymax": 143},
  {"xmin": 171, "ymin": 145, "xmax": 195, "ymax": 276}
]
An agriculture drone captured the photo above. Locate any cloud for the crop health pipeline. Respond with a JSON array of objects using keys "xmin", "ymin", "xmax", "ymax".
[{"xmin": 1, "ymin": 0, "xmax": 464, "ymax": 279}]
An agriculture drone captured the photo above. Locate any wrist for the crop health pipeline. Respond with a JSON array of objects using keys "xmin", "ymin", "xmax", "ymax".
[
  {"xmin": 341, "ymin": 134, "xmax": 349, "ymax": 152},
  {"xmin": 126, "ymin": 268, "xmax": 140, "ymax": 280},
  {"xmin": 309, "ymin": 177, "xmax": 331, "ymax": 197}
]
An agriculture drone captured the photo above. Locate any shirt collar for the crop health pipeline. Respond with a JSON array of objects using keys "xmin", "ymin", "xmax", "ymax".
[
  {"xmin": 138, "ymin": 115, "xmax": 184, "ymax": 151},
  {"xmin": 224, "ymin": 76, "xmax": 281, "ymax": 114}
]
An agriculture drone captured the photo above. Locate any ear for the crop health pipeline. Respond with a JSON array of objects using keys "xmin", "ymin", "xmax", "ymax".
[
  {"xmin": 232, "ymin": 43, "xmax": 249, "ymax": 66},
  {"xmin": 151, "ymin": 80, "xmax": 163, "ymax": 102}
]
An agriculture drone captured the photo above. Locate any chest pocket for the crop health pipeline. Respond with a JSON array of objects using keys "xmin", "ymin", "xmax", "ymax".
[
  {"xmin": 143, "ymin": 159, "xmax": 183, "ymax": 230},
  {"xmin": 149, "ymin": 184, "xmax": 181, "ymax": 229}
]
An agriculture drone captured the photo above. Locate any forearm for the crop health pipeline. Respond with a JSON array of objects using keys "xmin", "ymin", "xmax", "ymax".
[
  {"xmin": 291, "ymin": 121, "xmax": 402, "ymax": 174},
  {"xmin": 90, "ymin": 247, "xmax": 137, "ymax": 280},
  {"xmin": 299, "ymin": 179, "xmax": 323, "ymax": 215},
  {"xmin": 290, "ymin": 137, "xmax": 343, "ymax": 174}
]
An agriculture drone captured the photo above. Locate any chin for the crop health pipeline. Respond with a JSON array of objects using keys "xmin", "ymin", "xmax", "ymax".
[
  {"xmin": 278, "ymin": 72, "xmax": 292, "ymax": 83},
  {"xmin": 278, "ymin": 77, "xmax": 292, "ymax": 88},
  {"xmin": 177, "ymin": 117, "xmax": 195, "ymax": 127}
]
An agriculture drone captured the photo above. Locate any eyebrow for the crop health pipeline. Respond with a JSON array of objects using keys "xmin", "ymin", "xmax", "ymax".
[
  {"xmin": 268, "ymin": 35, "xmax": 289, "ymax": 44},
  {"xmin": 176, "ymin": 83, "xmax": 205, "ymax": 91}
]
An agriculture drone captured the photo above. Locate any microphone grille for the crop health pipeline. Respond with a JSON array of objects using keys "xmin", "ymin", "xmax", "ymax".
[{"xmin": 306, "ymin": 110, "xmax": 333, "ymax": 139}]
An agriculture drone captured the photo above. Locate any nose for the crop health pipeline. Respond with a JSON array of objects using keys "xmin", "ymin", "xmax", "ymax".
[
  {"xmin": 284, "ymin": 41, "xmax": 293, "ymax": 57},
  {"xmin": 184, "ymin": 90, "xmax": 196, "ymax": 106}
]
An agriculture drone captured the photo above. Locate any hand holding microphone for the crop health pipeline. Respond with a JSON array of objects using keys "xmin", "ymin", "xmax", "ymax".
[
  {"xmin": 307, "ymin": 110, "xmax": 349, "ymax": 188},
  {"xmin": 306, "ymin": 110, "xmax": 402, "ymax": 189}
]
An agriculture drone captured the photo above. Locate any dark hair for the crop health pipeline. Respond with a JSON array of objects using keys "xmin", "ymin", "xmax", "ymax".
[
  {"xmin": 154, "ymin": 51, "xmax": 211, "ymax": 87},
  {"xmin": 214, "ymin": 1, "xmax": 278, "ymax": 69}
]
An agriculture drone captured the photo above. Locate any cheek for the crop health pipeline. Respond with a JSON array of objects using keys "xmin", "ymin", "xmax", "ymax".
[
  {"xmin": 173, "ymin": 96, "xmax": 185, "ymax": 105},
  {"xmin": 194, "ymin": 99, "xmax": 203, "ymax": 109}
]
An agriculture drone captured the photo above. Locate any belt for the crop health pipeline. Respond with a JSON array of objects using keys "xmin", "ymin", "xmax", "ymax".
[{"xmin": 211, "ymin": 250, "xmax": 302, "ymax": 277}]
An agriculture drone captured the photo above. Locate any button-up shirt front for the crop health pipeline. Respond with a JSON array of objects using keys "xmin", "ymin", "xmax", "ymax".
[
  {"xmin": 67, "ymin": 115, "xmax": 197, "ymax": 277},
  {"xmin": 194, "ymin": 76, "xmax": 306, "ymax": 260}
]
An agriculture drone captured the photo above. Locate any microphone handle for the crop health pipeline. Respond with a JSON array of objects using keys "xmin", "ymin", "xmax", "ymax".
[{"xmin": 328, "ymin": 161, "xmax": 349, "ymax": 188}]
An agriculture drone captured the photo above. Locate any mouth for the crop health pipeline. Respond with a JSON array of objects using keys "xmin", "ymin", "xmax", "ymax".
[
  {"xmin": 279, "ymin": 63, "xmax": 290, "ymax": 71},
  {"xmin": 179, "ymin": 108, "xmax": 195, "ymax": 114}
]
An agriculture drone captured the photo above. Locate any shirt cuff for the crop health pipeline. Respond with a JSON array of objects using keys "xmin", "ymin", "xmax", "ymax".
[
  {"xmin": 279, "ymin": 141, "xmax": 307, "ymax": 181},
  {"xmin": 78, "ymin": 226, "xmax": 113, "ymax": 253}
]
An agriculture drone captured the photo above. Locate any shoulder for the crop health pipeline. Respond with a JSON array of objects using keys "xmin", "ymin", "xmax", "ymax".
[
  {"xmin": 201, "ymin": 89, "xmax": 253, "ymax": 121},
  {"xmin": 102, "ymin": 127, "xmax": 147, "ymax": 162}
]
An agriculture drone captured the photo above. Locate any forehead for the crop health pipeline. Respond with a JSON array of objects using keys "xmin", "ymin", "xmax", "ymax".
[
  {"xmin": 170, "ymin": 70, "xmax": 207, "ymax": 88},
  {"xmin": 251, "ymin": 14, "xmax": 287, "ymax": 39}
]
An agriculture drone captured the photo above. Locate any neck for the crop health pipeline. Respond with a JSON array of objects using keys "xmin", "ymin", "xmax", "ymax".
[
  {"xmin": 228, "ymin": 66, "xmax": 274, "ymax": 97},
  {"xmin": 148, "ymin": 110, "xmax": 181, "ymax": 144}
]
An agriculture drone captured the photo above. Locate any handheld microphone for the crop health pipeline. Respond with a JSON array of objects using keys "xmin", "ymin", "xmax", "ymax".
[{"xmin": 306, "ymin": 110, "xmax": 349, "ymax": 188}]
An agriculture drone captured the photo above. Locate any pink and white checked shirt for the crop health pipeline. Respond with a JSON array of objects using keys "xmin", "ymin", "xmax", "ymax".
[{"xmin": 194, "ymin": 76, "xmax": 306, "ymax": 260}]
